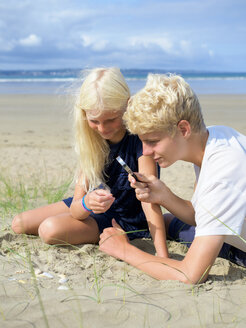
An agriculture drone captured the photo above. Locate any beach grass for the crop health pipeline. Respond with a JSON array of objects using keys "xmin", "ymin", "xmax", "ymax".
[
  {"xmin": 0, "ymin": 169, "xmax": 73, "ymax": 327},
  {"xmin": 0, "ymin": 169, "xmax": 72, "ymax": 230},
  {"xmin": 1, "ymin": 168, "xmax": 246, "ymax": 327}
]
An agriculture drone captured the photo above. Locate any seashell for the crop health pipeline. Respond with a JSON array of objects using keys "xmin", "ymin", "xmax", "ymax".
[
  {"xmin": 59, "ymin": 277, "xmax": 69, "ymax": 284},
  {"xmin": 57, "ymin": 285, "xmax": 69, "ymax": 290},
  {"xmin": 58, "ymin": 274, "xmax": 68, "ymax": 284},
  {"xmin": 40, "ymin": 272, "xmax": 54, "ymax": 278},
  {"xmin": 8, "ymin": 277, "xmax": 16, "ymax": 281}
]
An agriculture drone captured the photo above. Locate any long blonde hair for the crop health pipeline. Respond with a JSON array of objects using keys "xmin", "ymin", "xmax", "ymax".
[{"xmin": 74, "ymin": 67, "xmax": 130, "ymax": 191}]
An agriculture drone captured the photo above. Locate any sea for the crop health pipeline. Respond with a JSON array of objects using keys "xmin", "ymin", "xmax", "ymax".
[{"xmin": 0, "ymin": 69, "xmax": 246, "ymax": 95}]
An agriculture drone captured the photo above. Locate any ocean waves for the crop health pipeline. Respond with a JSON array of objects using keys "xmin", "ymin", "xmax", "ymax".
[{"xmin": 0, "ymin": 69, "xmax": 246, "ymax": 94}]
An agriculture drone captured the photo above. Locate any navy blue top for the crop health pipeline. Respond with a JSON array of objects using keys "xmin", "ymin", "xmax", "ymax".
[
  {"xmin": 103, "ymin": 132, "xmax": 160, "ymax": 221},
  {"xmin": 63, "ymin": 131, "xmax": 160, "ymax": 237}
]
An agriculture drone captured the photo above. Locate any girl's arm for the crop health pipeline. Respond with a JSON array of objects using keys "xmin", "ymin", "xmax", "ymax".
[
  {"xmin": 138, "ymin": 156, "xmax": 168, "ymax": 258},
  {"xmin": 69, "ymin": 182, "xmax": 115, "ymax": 220},
  {"xmin": 99, "ymin": 220, "xmax": 225, "ymax": 284}
]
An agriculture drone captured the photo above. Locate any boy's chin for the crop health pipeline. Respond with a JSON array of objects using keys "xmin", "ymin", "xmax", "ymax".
[{"xmin": 158, "ymin": 161, "xmax": 172, "ymax": 169}]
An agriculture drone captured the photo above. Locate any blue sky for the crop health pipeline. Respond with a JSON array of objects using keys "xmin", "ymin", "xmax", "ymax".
[{"xmin": 0, "ymin": 0, "xmax": 245, "ymax": 71}]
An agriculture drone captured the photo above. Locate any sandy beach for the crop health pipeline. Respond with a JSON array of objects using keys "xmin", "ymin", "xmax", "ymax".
[{"xmin": 1, "ymin": 94, "xmax": 246, "ymax": 327}]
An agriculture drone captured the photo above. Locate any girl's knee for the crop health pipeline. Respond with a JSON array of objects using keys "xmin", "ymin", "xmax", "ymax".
[
  {"xmin": 12, "ymin": 214, "xmax": 26, "ymax": 234},
  {"xmin": 38, "ymin": 217, "xmax": 60, "ymax": 244}
]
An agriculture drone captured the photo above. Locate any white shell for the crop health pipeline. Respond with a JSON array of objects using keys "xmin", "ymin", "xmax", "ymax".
[
  {"xmin": 40, "ymin": 272, "xmax": 54, "ymax": 278},
  {"xmin": 59, "ymin": 277, "xmax": 69, "ymax": 284},
  {"xmin": 57, "ymin": 285, "xmax": 69, "ymax": 290}
]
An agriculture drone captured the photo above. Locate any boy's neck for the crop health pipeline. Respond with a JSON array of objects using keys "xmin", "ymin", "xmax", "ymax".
[{"xmin": 187, "ymin": 129, "xmax": 209, "ymax": 167}]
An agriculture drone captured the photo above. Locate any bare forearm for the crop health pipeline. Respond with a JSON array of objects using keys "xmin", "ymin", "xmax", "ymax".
[
  {"xmin": 69, "ymin": 198, "xmax": 90, "ymax": 220},
  {"xmin": 142, "ymin": 202, "xmax": 168, "ymax": 257},
  {"xmin": 120, "ymin": 243, "xmax": 190, "ymax": 283},
  {"xmin": 99, "ymin": 225, "xmax": 222, "ymax": 284},
  {"xmin": 160, "ymin": 188, "xmax": 195, "ymax": 225}
]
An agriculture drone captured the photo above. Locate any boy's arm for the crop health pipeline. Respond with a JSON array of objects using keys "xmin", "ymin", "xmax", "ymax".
[
  {"xmin": 131, "ymin": 173, "xmax": 196, "ymax": 226},
  {"xmin": 99, "ymin": 220, "xmax": 225, "ymax": 284},
  {"xmin": 138, "ymin": 156, "xmax": 168, "ymax": 258}
]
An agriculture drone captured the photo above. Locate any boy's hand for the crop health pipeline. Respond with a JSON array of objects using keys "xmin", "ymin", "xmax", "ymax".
[
  {"xmin": 129, "ymin": 173, "xmax": 168, "ymax": 205},
  {"xmin": 99, "ymin": 219, "xmax": 130, "ymax": 259}
]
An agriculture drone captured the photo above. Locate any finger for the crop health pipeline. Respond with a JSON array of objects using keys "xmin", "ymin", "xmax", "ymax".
[
  {"xmin": 132, "ymin": 172, "xmax": 149, "ymax": 183},
  {"xmin": 97, "ymin": 195, "xmax": 115, "ymax": 204},
  {"xmin": 95, "ymin": 189, "xmax": 112, "ymax": 197},
  {"xmin": 111, "ymin": 218, "xmax": 124, "ymax": 231},
  {"xmin": 99, "ymin": 232, "xmax": 105, "ymax": 245},
  {"xmin": 136, "ymin": 192, "xmax": 151, "ymax": 202},
  {"xmin": 94, "ymin": 199, "xmax": 113, "ymax": 208},
  {"xmin": 129, "ymin": 176, "xmax": 148, "ymax": 188},
  {"xmin": 130, "ymin": 181, "xmax": 148, "ymax": 190}
]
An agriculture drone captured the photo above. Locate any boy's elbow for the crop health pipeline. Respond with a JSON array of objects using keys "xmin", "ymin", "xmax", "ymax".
[{"xmin": 181, "ymin": 268, "xmax": 209, "ymax": 285}]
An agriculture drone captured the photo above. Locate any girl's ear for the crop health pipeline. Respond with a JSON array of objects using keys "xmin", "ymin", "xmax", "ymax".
[{"xmin": 177, "ymin": 120, "xmax": 191, "ymax": 138}]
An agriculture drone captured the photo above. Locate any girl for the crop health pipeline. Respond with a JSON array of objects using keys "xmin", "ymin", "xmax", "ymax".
[{"xmin": 12, "ymin": 67, "xmax": 168, "ymax": 258}]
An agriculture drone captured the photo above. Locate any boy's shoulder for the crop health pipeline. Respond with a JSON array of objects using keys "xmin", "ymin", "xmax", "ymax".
[
  {"xmin": 206, "ymin": 125, "xmax": 246, "ymax": 154},
  {"xmin": 199, "ymin": 126, "xmax": 246, "ymax": 186}
]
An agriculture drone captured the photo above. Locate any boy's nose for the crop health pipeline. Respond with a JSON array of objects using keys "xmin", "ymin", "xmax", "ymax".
[{"xmin": 142, "ymin": 143, "xmax": 153, "ymax": 156}]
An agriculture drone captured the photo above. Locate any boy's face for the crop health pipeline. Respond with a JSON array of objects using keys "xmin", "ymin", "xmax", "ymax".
[{"xmin": 139, "ymin": 130, "xmax": 184, "ymax": 168}]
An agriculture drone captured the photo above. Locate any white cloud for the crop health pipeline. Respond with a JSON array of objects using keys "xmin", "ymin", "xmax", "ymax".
[
  {"xmin": 180, "ymin": 40, "xmax": 192, "ymax": 56},
  {"xmin": 0, "ymin": 0, "xmax": 245, "ymax": 70},
  {"xmin": 19, "ymin": 34, "xmax": 41, "ymax": 47},
  {"xmin": 0, "ymin": 37, "xmax": 15, "ymax": 51},
  {"xmin": 92, "ymin": 40, "xmax": 108, "ymax": 51},
  {"xmin": 129, "ymin": 36, "xmax": 173, "ymax": 53},
  {"xmin": 49, "ymin": 9, "xmax": 94, "ymax": 20},
  {"xmin": 201, "ymin": 43, "xmax": 214, "ymax": 57},
  {"xmin": 81, "ymin": 34, "xmax": 108, "ymax": 51},
  {"xmin": 81, "ymin": 35, "xmax": 93, "ymax": 47}
]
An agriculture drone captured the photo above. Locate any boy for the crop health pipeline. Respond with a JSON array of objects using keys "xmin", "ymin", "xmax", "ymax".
[{"xmin": 99, "ymin": 74, "xmax": 246, "ymax": 284}]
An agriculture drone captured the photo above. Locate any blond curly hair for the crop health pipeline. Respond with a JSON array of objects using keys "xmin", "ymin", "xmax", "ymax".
[{"xmin": 124, "ymin": 74, "xmax": 205, "ymax": 136}]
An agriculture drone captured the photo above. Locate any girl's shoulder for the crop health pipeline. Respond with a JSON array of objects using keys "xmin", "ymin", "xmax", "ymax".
[
  {"xmin": 123, "ymin": 132, "xmax": 142, "ymax": 151},
  {"xmin": 127, "ymin": 132, "xmax": 140, "ymax": 140}
]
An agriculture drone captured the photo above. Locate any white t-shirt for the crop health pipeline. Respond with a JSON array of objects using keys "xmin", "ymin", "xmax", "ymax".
[{"xmin": 191, "ymin": 126, "xmax": 246, "ymax": 251}]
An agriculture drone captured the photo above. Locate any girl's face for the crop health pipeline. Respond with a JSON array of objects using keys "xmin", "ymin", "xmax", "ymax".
[{"xmin": 87, "ymin": 110, "xmax": 126, "ymax": 143}]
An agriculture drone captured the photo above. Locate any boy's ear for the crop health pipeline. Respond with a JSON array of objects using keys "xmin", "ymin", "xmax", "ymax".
[{"xmin": 177, "ymin": 120, "xmax": 191, "ymax": 137}]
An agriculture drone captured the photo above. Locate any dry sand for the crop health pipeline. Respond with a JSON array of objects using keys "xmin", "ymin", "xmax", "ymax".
[{"xmin": 0, "ymin": 94, "xmax": 246, "ymax": 327}]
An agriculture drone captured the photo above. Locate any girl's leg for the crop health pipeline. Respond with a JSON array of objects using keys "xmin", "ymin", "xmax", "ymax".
[
  {"xmin": 38, "ymin": 214, "xmax": 100, "ymax": 245},
  {"xmin": 12, "ymin": 201, "xmax": 70, "ymax": 235}
]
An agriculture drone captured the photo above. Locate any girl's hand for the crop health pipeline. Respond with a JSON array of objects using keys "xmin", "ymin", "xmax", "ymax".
[
  {"xmin": 129, "ymin": 173, "xmax": 168, "ymax": 205},
  {"xmin": 85, "ymin": 189, "xmax": 115, "ymax": 213}
]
